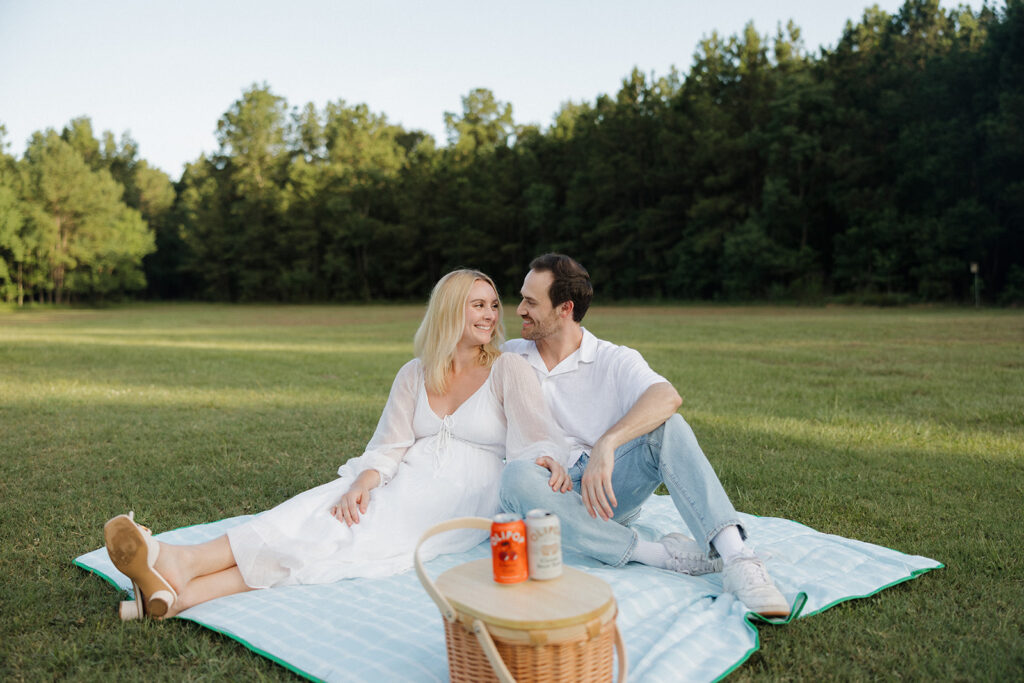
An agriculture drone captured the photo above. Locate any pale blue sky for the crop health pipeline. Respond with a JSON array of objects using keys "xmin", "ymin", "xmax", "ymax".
[{"xmin": 0, "ymin": 0, "xmax": 981, "ymax": 178}]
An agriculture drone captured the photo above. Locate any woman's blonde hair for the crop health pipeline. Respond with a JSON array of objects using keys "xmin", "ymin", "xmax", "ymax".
[{"xmin": 414, "ymin": 269, "xmax": 504, "ymax": 394}]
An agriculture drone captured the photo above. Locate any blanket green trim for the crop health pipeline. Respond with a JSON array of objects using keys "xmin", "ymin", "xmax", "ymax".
[
  {"xmin": 72, "ymin": 558, "xmax": 322, "ymax": 682},
  {"xmin": 74, "ymin": 539, "xmax": 943, "ymax": 683},
  {"xmin": 176, "ymin": 616, "xmax": 320, "ymax": 682},
  {"xmin": 801, "ymin": 564, "xmax": 944, "ymax": 618},
  {"xmin": 711, "ymin": 564, "xmax": 944, "ymax": 682},
  {"xmin": 72, "ymin": 559, "xmax": 125, "ymax": 593}
]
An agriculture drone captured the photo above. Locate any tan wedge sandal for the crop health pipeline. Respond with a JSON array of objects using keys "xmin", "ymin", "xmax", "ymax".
[{"xmin": 104, "ymin": 512, "xmax": 177, "ymax": 619}]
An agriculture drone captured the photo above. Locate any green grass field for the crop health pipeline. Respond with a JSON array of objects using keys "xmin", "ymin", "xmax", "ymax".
[{"xmin": 1, "ymin": 303, "xmax": 1022, "ymax": 680}]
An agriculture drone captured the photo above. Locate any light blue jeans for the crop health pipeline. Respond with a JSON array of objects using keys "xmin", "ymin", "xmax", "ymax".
[{"xmin": 499, "ymin": 414, "xmax": 744, "ymax": 567}]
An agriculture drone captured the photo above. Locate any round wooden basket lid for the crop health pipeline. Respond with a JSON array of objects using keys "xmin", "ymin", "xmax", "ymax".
[{"xmin": 435, "ymin": 559, "xmax": 615, "ymax": 631}]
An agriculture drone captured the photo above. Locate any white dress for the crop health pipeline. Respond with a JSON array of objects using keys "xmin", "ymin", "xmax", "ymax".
[{"xmin": 227, "ymin": 353, "xmax": 568, "ymax": 588}]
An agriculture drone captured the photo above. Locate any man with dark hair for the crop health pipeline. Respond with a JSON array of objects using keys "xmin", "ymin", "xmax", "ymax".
[
  {"xmin": 525, "ymin": 253, "xmax": 593, "ymax": 322},
  {"xmin": 500, "ymin": 253, "xmax": 790, "ymax": 617}
]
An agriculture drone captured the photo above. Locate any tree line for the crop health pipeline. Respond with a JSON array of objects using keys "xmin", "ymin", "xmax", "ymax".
[{"xmin": 2, "ymin": 0, "xmax": 1022, "ymax": 306}]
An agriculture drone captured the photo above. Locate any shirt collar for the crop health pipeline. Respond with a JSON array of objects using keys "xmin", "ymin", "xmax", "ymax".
[
  {"xmin": 578, "ymin": 327, "xmax": 598, "ymax": 363},
  {"xmin": 522, "ymin": 327, "xmax": 596, "ymax": 377}
]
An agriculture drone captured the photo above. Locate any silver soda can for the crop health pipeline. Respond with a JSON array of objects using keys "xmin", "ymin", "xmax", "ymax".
[{"xmin": 525, "ymin": 509, "xmax": 562, "ymax": 580}]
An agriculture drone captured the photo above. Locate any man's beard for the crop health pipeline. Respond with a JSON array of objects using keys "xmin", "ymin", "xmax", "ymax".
[{"xmin": 521, "ymin": 314, "xmax": 557, "ymax": 340}]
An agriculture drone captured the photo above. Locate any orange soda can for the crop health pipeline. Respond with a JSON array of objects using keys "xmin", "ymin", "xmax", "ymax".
[{"xmin": 490, "ymin": 513, "xmax": 528, "ymax": 584}]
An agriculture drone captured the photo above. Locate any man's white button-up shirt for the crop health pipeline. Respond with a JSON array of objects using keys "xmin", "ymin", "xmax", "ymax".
[{"xmin": 503, "ymin": 328, "xmax": 667, "ymax": 467}]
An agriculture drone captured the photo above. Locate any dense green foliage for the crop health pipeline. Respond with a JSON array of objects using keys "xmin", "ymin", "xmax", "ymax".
[
  {"xmin": 2, "ymin": 0, "xmax": 1022, "ymax": 305},
  {"xmin": 1, "ymin": 304, "xmax": 1021, "ymax": 679},
  {"xmin": 0, "ymin": 120, "xmax": 167, "ymax": 304}
]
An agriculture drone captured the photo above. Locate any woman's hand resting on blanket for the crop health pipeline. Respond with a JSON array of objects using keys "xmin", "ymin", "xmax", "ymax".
[
  {"xmin": 536, "ymin": 456, "xmax": 573, "ymax": 493},
  {"xmin": 332, "ymin": 470, "xmax": 382, "ymax": 526}
]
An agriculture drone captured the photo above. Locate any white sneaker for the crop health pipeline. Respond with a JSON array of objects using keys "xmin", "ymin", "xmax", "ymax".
[
  {"xmin": 660, "ymin": 533, "xmax": 724, "ymax": 576},
  {"xmin": 722, "ymin": 553, "xmax": 790, "ymax": 617}
]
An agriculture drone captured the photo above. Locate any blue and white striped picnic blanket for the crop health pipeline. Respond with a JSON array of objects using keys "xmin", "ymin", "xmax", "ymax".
[{"xmin": 74, "ymin": 496, "xmax": 941, "ymax": 682}]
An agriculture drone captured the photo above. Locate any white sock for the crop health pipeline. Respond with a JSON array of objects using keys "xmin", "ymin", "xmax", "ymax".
[
  {"xmin": 631, "ymin": 540, "xmax": 671, "ymax": 568},
  {"xmin": 711, "ymin": 525, "xmax": 749, "ymax": 564}
]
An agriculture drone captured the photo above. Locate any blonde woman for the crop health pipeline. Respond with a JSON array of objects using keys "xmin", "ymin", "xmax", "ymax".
[{"xmin": 104, "ymin": 270, "xmax": 571, "ymax": 619}]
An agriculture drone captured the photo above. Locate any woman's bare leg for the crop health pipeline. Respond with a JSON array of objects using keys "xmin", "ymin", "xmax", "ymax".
[
  {"xmin": 154, "ymin": 535, "xmax": 239, "ymax": 594},
  {"xmin": 164, "ymin": 566, "xmax": 253, "ymax": 617}
]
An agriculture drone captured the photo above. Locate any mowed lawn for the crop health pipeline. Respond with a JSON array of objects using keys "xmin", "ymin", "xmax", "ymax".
[{"xmin": 1, "ymin": 303, "xmax": 1021, "ymax": 681}]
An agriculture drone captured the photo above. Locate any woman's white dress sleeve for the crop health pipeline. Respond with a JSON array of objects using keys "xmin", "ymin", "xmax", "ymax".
[
  {"xmin": 491, "ymin": 353, "xmax": 570, "ymax": 468},
  {"xmin": 336, "ymin": 359, "xmax": 420, "ymax": 485}
]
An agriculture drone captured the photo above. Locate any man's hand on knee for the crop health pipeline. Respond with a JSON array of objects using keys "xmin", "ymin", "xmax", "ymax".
[{"xmin": 581, "ymin": 441, "xmax": 617, "ymax": 520}]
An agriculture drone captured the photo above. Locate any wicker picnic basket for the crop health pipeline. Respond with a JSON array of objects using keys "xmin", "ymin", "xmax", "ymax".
[{"xmin": 415, "ymin": 517, "xmax": 627, "ymax": 683}]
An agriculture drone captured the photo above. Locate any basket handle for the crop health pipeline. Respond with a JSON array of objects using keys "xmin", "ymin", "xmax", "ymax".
[
  {"xmin": 472, "ymin": 618, "xmax": 517, "ymax": 683},
  {"xmin": 414, "ymin": 516, "xmax": 493, "ymax": 623},
  {"xmin": 614, "ymin": 621, "xmax": 629, "ymax": 682},
  {"xmin": 472, "ymin": 616, "xmax": 629, "ymax": 683}
]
